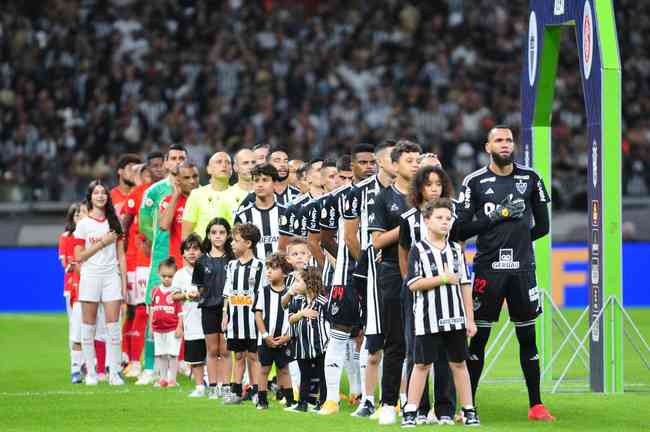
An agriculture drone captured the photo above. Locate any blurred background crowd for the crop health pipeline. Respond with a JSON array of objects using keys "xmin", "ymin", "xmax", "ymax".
[{"xmin": 0, "ymin": 0, "xmax": 648, "ymax": 207}]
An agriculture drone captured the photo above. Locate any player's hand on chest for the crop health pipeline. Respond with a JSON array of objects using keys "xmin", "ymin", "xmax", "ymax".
[{"xmin": 476, "ymin": 175, "xmax": 532, "ymax": 217}]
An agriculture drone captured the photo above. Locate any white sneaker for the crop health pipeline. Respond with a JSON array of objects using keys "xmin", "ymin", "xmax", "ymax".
[
  {"xmin": 189, "ymin": 387, "xmax": 206, "ymax": 398},
  {"xmin": 437, "ymin": 415, "xmax": 455, "ymax": 425},
  {"xmin": 378, "ymin": 405, "xmax": 397, "ymax": 425},
  {"xmin": 208, "ymin": 386, "xmax": 220, "ymax": 400},
  {"xmin": 109, "ymin": 374, "xmax": 126, "ymax": 386},
  {"xmin": 426, "ymin": 409, "xmax": 439, "ymax": 424},
  {"xmin": 85, "ymin": 374, "xmax": 99, "ymax": 386},
  {"xmin": 135, "ymin": 370, "xmax": 155, "ymax": 385},
  {"xmin": 125, "ymin": 363, "xmax": 141, "ymax": 378}
]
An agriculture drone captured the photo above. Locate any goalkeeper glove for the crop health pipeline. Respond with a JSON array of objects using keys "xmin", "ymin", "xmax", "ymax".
[{"xmin": 488, "ymin": 194, "xmax": 526, "ymax": 222}]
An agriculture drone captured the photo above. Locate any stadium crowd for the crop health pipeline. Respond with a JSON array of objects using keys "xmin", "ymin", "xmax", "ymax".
[{"xmin": 1, "ymin": 0, "xmax": 648, "ymax": 204}]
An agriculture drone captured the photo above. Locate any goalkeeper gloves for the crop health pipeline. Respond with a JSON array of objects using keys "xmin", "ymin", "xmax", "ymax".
[{"xmin": 488, "ymin": 194, "xmax": 526, "ymax": 222}]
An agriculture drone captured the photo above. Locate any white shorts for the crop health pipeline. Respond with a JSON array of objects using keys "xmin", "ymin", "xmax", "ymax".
[
  {"xmin": 154, "ymin": 331, "xmax": 181, "ymax": 357},
  {"xmin": 127, "ymin": 266, "xmax": 149, "ymax": 305},
  {"xmin": 69, "ymin": 301, "xmax": 82, "ymax": 343},
  {"xmin": 79, "ymin": 272, "xmax": 122, "ymax": 303}
]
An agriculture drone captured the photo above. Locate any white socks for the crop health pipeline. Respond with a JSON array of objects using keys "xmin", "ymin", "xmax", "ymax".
[
  {"xmin": 106, "ymin": 322, "xmax": 121, "ymax": 377},
  {"xmin": 324, "ymin": 329, "xmax": 348, "ymax": 403},
  {"xmin": 156, "ymin": 356, "xmax": 168, "ymax": 381},
  {"xmin": 360, "ymin": 345, "xmax": 368, "ymax": 400},
  {"xmin": 71, "ymin": 350, "xmax": 83, "ymax": 374},
  {"xmin": 168, "ymin": 356, "xmax": 178, "ymax": 382},
  {"xmin": 289, "ymin": 361, "xmax": 301, "ymax": 388},
  {"xmin": 345, "ymin": 339, "xmax": 361, "ymax": 395},
  {"xmin": 81, "ymin": 324, "xmax": 96, "ymax": 376}
]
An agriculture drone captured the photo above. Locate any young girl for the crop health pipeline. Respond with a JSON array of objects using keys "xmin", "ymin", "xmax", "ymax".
[
  {"xmin": 192, "ymin": 217, "xmax": 234, "ymax": 399},
  {"xmin": 73, "ymin": 181, "xmax": 127, "ymax": 385},
  {"xmin": 285, "ymin": 266, "xmax": 329, "ymax": 412},
  {"xmin": 150, "ymin": 258, "xmax": 183, "ymax": 387},
  {"xmin": 59, "ymin": 202, "xmax": 83, "ymax": 383}
]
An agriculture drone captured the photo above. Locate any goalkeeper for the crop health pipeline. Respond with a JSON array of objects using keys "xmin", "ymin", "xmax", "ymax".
[{"xmin": 450, "ymin": 126, "xmax": 555, "ymax": 422}]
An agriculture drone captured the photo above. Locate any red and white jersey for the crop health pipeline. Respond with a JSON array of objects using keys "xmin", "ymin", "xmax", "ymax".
[
  {"xmin": 58, "ymin": 232, "xmax": 80, "ymax": 304},
  {"xmin": 111, "ymin": 187, "xmax": 129, "ymax": 215},
  {"xmin": 124, "ymin": 183, "xmax": 151, "ymax": 268},
  {"xmin": 161, "ymin": 194, "xmax": 187, "ymax": 269},
  {"xmin": 151, "ymin": 286, "xmax": 182, "ymax": 333},
  {"xmin": 73, "ymin": 216, "xmax": 119, "ymax": 276}
]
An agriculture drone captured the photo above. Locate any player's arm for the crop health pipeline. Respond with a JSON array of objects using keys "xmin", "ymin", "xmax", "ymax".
[
  {"xmin": 159, "ymin": 193, "xmax": 180, "ymax": 232},
  {"xmin": 449, "ymin": 179, "xmax": 491, "ymax": 242},
  {"xmin": 344, "ymin": 218, "xmax": 361, "ymax": 260},
  {"xmin": 369, "ymin": 191, "xmax": 396, "ymax": 250},
  {"xmin": 307, "ymin": 230, "xmax": 325, "ymax": 268},
  {"xmin": 398, "ymin": 217, "xmax": 412, "ymax": 278},
  {"xmin": 530, "ymin": 175, "xmax": 551, "ymax": 241},
  {"xmin": 117, "ymin": 238, "xmax": 127, "ymax": 300},
  {"xmin": 278, "ymin": 208, "xmax": 292, "ymax": 252},
  {"xmin": 181, "ymin": 190, "xmax": 200, "ymax": 240}
]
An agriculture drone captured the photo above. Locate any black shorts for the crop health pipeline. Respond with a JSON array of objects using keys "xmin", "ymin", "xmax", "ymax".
[
  {"xmin": 227, "ymin": 338, "xmax": 257, "ymax": 353},
  {"xmin": 184, "ymin": 339, "xmax": 207, "ymax": 365},
  {"xmin": 326, "ymin": 283, "xmax": 361, "ymax": 327},
  {"xmin": 414, "ymin": 331, "xmax": 469, "ymax": 364},
  {"xmin": 365, "ymin": 334, "xmax": 385, "ymax": 354},
  {"xmin": 201, "ymin": 305, "xmax": 224, "ymax": 335},
  {"xmin": 472, "ymin": 270, "xmax": 542, "ymax": 323},
  {"xmin": 258, "ymin": 343, "xmax": 292, "ymax": 368}
]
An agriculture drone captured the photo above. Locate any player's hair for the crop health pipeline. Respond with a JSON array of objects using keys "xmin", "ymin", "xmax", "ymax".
[
  {"xmin": 287, "ymin": 236, "xmax": 310, "ymax": 252},
  {"xmin": 266, "ymin": 146, "xmax": 289, "ymax": 162},
  {"xmin": 158, "ymin": 256, "xmax": 177, "ymax": 271},
  {"xmin": 487, "ymin": 124, "xmax": 512, "ymax": 141},
  {"xmin": 116, "ymin": 154, "xmax": 142, "ymax": 175},
  {"xmin": 85, "ymin": 180, "xmax": 123, "ymax": 236},
  {"xmin": 336, "ymin": 155, "xmax": 352, "ymax": 172},
  {"xmin": 309, "ymin": 158, "xmax": 324, "ymax": 167},
  {"xmin": 351, "ymin": 143, "xmax": 375, "ymax": 160},
  {"xmin": 390, "ymin": 140, "xmax": 422, "ymax": 163},
  {"xmin": 252, "ymin": 142, "xmax": 270, "ymax": 152},
  {"xmin": 408, "ymin": 165, "xmax": 454, "ymax": 208},
  {"xmin": 296, "ymin": 162, "xmax": 309, "ymax": 180},
  {"xmin": 233, "ymin": 223, "xmax": 261, "ymax": 250},
  {"xmin": 251, "ymin": 163, "xmax": 279, "ymax": 182},
  {"xmin": 203, "ymin": 217, "xmax": 234, "ymax": 260},
  {"xmin": 421, "ymin": 197, "xmax": 454, "ymax": 219},
  {"xmin": 375, "ymin": 138, "xmax": 396, "ymax": 154},
  {"xmin": 320, "ymin": 159, "xmax": 337, "ymax": 170},
  {"xmin": 166, "ymin": 143, "xmax": 187, "ymax": 159},
  {"xmin": 64, "ymin": 202, "xmax": 80, "ymax": 235},
  {"xmin": 174, "ymin": 160, "xmax": 198, "ymax": 175},
  {"xmin": 298, "ymin": 266, "xmax": 324, "ymax": 299},
  {"xmin": 265, "ymin": 253, "xmax": 293, "ymax": 275},
  {"xmin": 180, "ymin": 233, "xmax": 203, "ymax": 255},
  {"xmin": 146, "ymin": 151, "xmax": 164, "ymax": 164}
]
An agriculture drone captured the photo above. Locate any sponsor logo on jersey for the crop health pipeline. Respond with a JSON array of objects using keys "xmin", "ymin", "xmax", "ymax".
[
  {"xmin": 515, "ymin": 179, "xmax": 528, "ymax": 195},
  {"xmin": 514, "ymin": 175, "xmax": 530, "ymax": 180},
  {"xmin": 439, "ymin": 317, "xmax": 465, "ymax": 327},
  {"xmin": 492, "ymin": 248, "xmax": 520, "ymax": 270},
  {"xmin": 485, "ymin": 187, "xmax": 494, "ymax": 195},
  {"xmin": 293, "ymin": 219, "xmax": 300, "ymax": 230},
  {"xmin": 350, "ymin": 197, "xmax": 358, "ymax": 212},
  {"xmin": 528, "ymin": 286, "xmax": 540, "ymax": 302},
  {"xmin": 463, "ymin": 187, "xmax": 472, "ymax": 209},
  {"xmin": 554, "ymin": 0, "xmax": 565, "ymax": 15},
  {"xmin": 230, "ymin": 293, "xmax": 254, "ymax": 306},
  {"xmin": 390, "ymin": 203, "xmax": 399, "ymax": 212},
  {"xmin": 321, "ymin": 208, "xmax": 327, "ymax": 219},
  {"xmin": 369, "ymin": 213, "xmax": 375, "ymax": 224},
  {"xmin": 263, "ymin": 235, "xmax": 278, "ymax": 244},
  {"xmin": 281, "ymin": 215, "xmax": 288, "ymax": 226},
  {"xmin": 479, "ymin": 177, "xmax": 496, "ymax": 184}
]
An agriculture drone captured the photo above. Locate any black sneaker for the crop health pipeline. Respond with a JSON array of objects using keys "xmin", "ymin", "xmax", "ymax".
[
  {"xmin": 256, "ymin": 402, "xmax": 269, "ymax": 410},
  {"xmin": 462, "ymin": 408, "xmax": 480, "ymax": 427},
  {"xmin": 285, "ymin": 401, "xmax": 308, "ymax": 413},
  {"xmin": 351, "ymin": 400, "xmax": 375, "ymax": 417},
  {"xmin": 401, "ymin": 411, "xmax": 417, "ymax": 428}
]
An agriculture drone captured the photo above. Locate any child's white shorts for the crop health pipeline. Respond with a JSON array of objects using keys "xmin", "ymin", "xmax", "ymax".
[{"xmin": 154, "ymin": 331, "xmax": 181, "ymax": 356}]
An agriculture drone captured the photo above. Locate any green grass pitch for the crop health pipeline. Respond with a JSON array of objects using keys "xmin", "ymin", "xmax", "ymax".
[{"xmin": 1, "ymin": 310, "xmax": 649, "ymax": 431}]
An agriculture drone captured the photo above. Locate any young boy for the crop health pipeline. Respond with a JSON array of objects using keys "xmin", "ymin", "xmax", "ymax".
[
  {"xmin": 222, "ymin": 223, "xmax": 265, "ymax": 404},
  {"xmin": 254, "ymin": 253, "xmax": 295, "ymax": 409},
  {"xmin": 171, "ymin": 234, "xmax": 207, "ymax": 397},
  {"xmin": 403, "ymin": 198, "xmax": 479, "ymax": 426},
  {"xmin": 150, "ymin": 257, "xmax": 183, "ymax": 388}
]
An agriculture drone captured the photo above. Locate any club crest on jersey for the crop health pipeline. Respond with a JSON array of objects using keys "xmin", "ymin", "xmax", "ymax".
[
  {"xmin": 321, "ymin": 208, "xmax": 327, "ymax": 219},
  {"xmin": 330, "ymin": 304, "xmax": 339, "ymax": 316},
  {"xmin": 515, "ymin": 179, "xmax": 528, "ymax": 195},
  {"xmin": 281, "ymin": 215, "xmax": 288, "ymax": 226},
  {"xmin": 145, "ymin": 198, "xmax": 154, "ymax": 207},
  {"xmin": 127, "ymin": 198, "xmax": 135, "ymax": 208},
  {"xmin": 390, "ymin": 203, "xmax": 399, "ymax": 212}
]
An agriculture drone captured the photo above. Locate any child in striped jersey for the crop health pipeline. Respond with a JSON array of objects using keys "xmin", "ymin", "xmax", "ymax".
[
  {"xmin": 254, "ymin": 253, "xmax": 295, "ymax": 410},
  {"xmin": 222, "ymin": 223, "xmax": 265, "ymax": 404},
  {"xmin": 285, "ymin": 267, "xmax": 329, "ymax": 413},
  {"xmin": 403, "ymin": 199, "xmax": 479, "ymax": 427}
]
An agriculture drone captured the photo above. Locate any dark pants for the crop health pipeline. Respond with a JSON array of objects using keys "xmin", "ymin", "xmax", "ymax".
[
  {"xmin": 297, "ymin": 356, "xmax": 326, "ymax": 404},
  {"xmin": 403, "ymin": 288, "xmax": 456, "ymax": 417},
  {"xmin": 379, "ymin": 263, "xmax": 406, "ymax": 406}
]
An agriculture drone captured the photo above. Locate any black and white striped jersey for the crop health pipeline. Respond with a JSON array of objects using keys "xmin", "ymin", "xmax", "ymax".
[
  {"xmin": 288, "ymin": 294, "xmax": 329, "ymax": 359},
  {"xmin": 238, "ymin": 184, "xmax": 301, "ymax": 210},
  {"xmin": 223, "ymin": 257, "xmax": 265, "ymax": 340},
  {"xmin": 319, "ymin": 184, "xmax": 354, "ymax": 286},
  {"xmin": 285, "ymin": 193, "xmax": 313, "ymax": 238},
  {"xmin": 352, "ymin": 246, "xmax": 382, "ymax": 335},
  {"xmin": 305, "ymin": 194, "xmax": 335, "ymax": 288},
  {"xmin": 254, "ymin": 284, "xmax": 290, "ymax": 345},
  {"xmin": 344, "ymin": 175, "xmax": 387, "ymax": 251},
  {"xmin": 405, "ymin": 240, "xmax": 471, "ymax": 335},
  {"xmin": 235, "ymin": 201, "xmax": 290, "ymax": 259}
]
